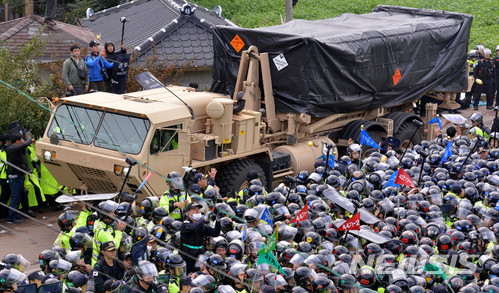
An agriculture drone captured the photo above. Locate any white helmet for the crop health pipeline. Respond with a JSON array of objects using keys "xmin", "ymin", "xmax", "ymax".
[{"xmin": 484, "ymin": 48, "xmax": 492, "ymax": 55}]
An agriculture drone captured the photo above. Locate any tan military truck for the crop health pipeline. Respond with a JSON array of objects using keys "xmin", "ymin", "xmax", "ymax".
[{"xmin": 37, "ymin": 6, "xmax": 472, "ymax": 197}]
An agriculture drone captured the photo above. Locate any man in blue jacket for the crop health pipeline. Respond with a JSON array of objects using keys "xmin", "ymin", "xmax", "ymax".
[{"xmin": 86, "ymin": 40, "xmax": 114, "ymax": 92}]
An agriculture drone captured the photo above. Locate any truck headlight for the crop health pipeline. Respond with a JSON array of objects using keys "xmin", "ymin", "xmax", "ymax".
[{"xmin": 44, "ymin": 151, "xmax": 52, "ymax": 161}]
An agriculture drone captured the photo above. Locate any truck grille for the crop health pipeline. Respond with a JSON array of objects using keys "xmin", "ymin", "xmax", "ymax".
[{"xmin": 67, "ymin": 164, "xmax": 117, "ymax": 193}]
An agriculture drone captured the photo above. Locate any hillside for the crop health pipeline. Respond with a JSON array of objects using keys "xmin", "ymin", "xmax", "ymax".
[{"xmin": 193, "ymin": 0, "xmax": 498, "ymax": 52}]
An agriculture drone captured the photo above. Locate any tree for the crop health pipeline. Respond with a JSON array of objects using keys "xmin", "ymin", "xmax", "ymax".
[{"xmin": 0, "ymin": 31, "xmax": 52, "ymax": 137}]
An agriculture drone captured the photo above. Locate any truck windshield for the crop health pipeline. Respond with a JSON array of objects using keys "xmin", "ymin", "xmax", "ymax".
[
  {"xmin": 48, "ymin": 104, "xmax": 151, "ymax": 155},
  {"xmin": 47, "ymin": 104, "xmax": 102, "ymax": 145},
  {"xmin": 94, "ymin": 112, "xmax": 150, "ymax": 154}
]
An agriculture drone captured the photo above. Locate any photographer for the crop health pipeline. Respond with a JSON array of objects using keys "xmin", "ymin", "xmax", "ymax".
[
  {"xmin": 62, "ymin": 44, "xmax": 88, "ymax": 96},
  {"xmin": 86, "ymin": 40, "xmax": 113, "ymax": 92},
  {"xmin": 180, "ymin": 202, "xmax": 221, "ymax": 273},
  {"xmin": 5, "ymin": 131, "xmax": 32, "ymax": 224}
]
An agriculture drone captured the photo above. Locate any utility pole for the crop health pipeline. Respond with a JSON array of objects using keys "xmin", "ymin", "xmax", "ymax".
[{"xmin": 285, "ymin": 0, "xmax": 293, "ymax": 23}]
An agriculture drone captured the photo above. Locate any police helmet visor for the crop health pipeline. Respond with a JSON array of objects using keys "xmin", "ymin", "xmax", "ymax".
[
  {"xmin": 169, "ymin": 177, "xmax": 184, "ymax": 189},
  {"xmin": 218, "ymin": 285, "xmax": 237, "ymax": 293},
  {"xmin": 481, "ymin": 230, "xmax": 497, "ymax": 243},
  {"xmin": 139, "ymin": 262, "xmax": 159, "ymax": 278},
  {"xmin": 289, "ymin": 254, "xmax": 305, "ymax": 266},
  {"xmin": 483, "ymin": 216, "xmax": 496, "ymax": 227},
  {"xmin": 248, "ymin": 241, "xmax": 263, "ymax": 253},
  {"xmin": 428, "ymin": 194, "xmax": 443, "ymax": 205}
]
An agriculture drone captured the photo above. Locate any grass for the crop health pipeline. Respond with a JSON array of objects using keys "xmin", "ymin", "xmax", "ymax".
[{"xmin": 193, "ymin": 0, "xmax": 498, "ymax": 52}]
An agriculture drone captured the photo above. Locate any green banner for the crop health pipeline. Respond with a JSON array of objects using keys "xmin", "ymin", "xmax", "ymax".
[
  {"xmin": 258, "ymin": 230, "xmax": 277, "ymax": 255},
  {"xmin": 257, "ymin": 252, "xmax": 286, "ymax": 276}
]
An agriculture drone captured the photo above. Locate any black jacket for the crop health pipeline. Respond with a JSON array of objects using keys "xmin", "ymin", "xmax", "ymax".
[
  {"xmin": 130, "ymin": 282, "xmax": 157, "ymax": 292},
  {"xmin": 5, "ymin": 137, "xmax": 31, "ymax": 176},
  {"xmin": 180, "ymin": 218, "xmax": 221, "ymax": 257},
  {"xmin": 93, "ymin": 257, "xmax": 125, "ymax": 293}
]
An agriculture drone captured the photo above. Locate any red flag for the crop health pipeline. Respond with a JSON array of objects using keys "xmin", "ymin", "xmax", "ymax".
[
  {"xmin": 394, "ymin": 168, "xmax": 415, "ymax": 188},
  {"xmin": 291, "ymin": 202, "xmax": 308, "ymax": 223},
  {"xmin": 336, "ymin": 212, "xmax": 360, "ymax": 231}
]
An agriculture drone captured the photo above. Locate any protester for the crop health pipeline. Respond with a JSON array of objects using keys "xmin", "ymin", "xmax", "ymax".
[
  {"xmin": 86, "ymin": 40, "xmax": 113, "ymax": 92},
  {"xmin": 62, "ymin": 44, "xmax": 89, "ymax": 96},
  {"xmin": 5, "ymin": 131, "xmax": 33, "ymax": 224},
  {"xmin": 102, "ymin": 42, "xmax": 127, "ymax": 93}
]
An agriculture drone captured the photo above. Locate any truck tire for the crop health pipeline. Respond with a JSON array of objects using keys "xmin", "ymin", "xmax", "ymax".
[
  {"xmin": 395, "ymin": 121, "xmax": 421, "ymax": 149},
  {"xmin": 217, "ymin": 160, "xmax": 267, "ymax": 197}
]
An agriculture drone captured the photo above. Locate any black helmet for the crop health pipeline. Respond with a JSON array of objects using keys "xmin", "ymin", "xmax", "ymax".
[
  {"xmin": 69, "ymin": 232, "xmax": 93, "ymax": 250},
  {"xmin": 470, "ymin": 112, "xmax": 483, "ymax": 125},
  {"xmin": 313, "ymin": 276, "xmax": 336, "ymax": 292},
  {"xmin": 2, "ymin": 254, "xmax": 29, "ymax": 272},
  {"xmin": 97, "ymin": 200, "xmax": 119, "ymax": 221},
  {"xmin": 152, "ymin": 207, "xmax": 168, "ymax": 223},
  {"xmin": 303, "ymin": 232, "xmax": 321, "ymax": 249},
  {"xmin": 436, "ymin": 234, "xmax": 453, "ymax": 254},
  {"xmin": 132, "ymin": 226, "xmax": 149, "ymax": 242},
  {"xmin": 205, "ymin": 254, "xmax": 226, "ymax": 274},
  {"xmin": 166, "ymin": 253, "xmax": 186, "ymax": 277},
  {"xmin": 167, "ymin": 171, "xmax": 183, "ymax": 190},
  {"xmin": 39, "ymin": 250, "xmax": 58, "ymax": 272},
  {"xmin": 243, "ymin": 209, "xmax": 259, "ymax": 223},
  {"xmin": 66, "ymin": 270, "xmax": 88, "ymax": 291},
  {"xmin": 140, "ymin": 197, "xmax": 159, "ymax": 219},
  {"xmin": 116, "ymin": 202, "xmax": 132, "ymax": 217},
  {"xmin": 150, "ymin": 224, "xmax": 167, "ymax": 241},
  {"xmin": 57, "ymin": 211, "xmax": 78, "ymax": 232},
  {"xmin": 244, "ymin": 268, "xmax": 264, "ymax": 291},
  {"xmin": 339, "ymin": 274, "xmax": 357, "ymax": 289},
  {"xmin": 400, "ymin": 230, "xmax": 418, "ymax": 246},
  {"xmin": 86, "ymin": 213, "xmax": 98, "ymax": 233},
  {"xmin": 356, "ymin": 267, "xmax": 376, "ymax": 288}
]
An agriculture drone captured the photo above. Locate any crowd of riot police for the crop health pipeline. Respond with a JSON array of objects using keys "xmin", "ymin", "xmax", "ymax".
[{"xmin": 1, "ymin": 111, "xmax": 499, "ymax": 293}]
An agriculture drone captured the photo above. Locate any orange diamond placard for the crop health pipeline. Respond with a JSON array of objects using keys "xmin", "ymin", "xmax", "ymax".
[
  {"xmin": 231, "ymin": 34, "xmax": 245, "ymax": 53},
  {"xmin": 393, "ymin": 68, "xmax": 401, "ymax": 85}
]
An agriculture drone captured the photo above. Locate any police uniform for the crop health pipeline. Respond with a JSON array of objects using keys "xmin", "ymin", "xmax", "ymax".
[
  {"xmin": 25, "ymin": 144, "xmax": 46, "ymax": 208},
  {"xmin": 159, "ymin": 190, "xmax": 189, "ymax": 220},
  {"xmin": 54, "ymin": 231, "xmax": 73, "ymax": 251},
  {"xmin": 131, "ymin": 282, "xmax": 158, "ymax": 293},
  {"xmin": 93, "ymin": 257, "xmax": 125, "ymax": 293},
  {"xmin": 473, "ymin": 57, "xmax": 495, "ymax": 109},
  {"xmin": 180, "ymin": 214, "xmax": 221, "ymax": 273},
  {"xmin": 91, "ymin": 222, "xmax": 123, "ymax": 266},
  {"xmin": 0, "ymin": 148, "xmax": 10, "ymax": 217}
]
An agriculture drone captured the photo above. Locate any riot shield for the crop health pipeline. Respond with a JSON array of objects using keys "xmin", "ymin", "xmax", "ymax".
[
  {"xmin": 17, "ymin": 283, "xmax": 37, "ymax": 293},
  {"xmin": 323, "ymin": 189, "xmax": 379, "ymax": 224}
]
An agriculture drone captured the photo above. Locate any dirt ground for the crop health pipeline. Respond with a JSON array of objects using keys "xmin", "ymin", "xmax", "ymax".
[{"xmin": 0, "ymin": 104, "xmax": 495, "ymax": 274}]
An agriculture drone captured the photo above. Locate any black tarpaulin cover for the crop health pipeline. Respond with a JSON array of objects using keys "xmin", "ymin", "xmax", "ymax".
[{"xmin": 211, "ymin": 5, "xmax": 472, "ymax": 117}]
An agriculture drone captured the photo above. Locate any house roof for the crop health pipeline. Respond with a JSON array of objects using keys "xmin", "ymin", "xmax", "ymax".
[
  {"xmin": 0, "ymin": 15, "xmax": 96, "ymax": 62},
  {"xmin": 79, "ymin": 0, "xmax": 235, "ymax": 68}
]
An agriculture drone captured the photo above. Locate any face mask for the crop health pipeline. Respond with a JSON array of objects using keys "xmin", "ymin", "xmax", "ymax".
[{"xmin": 192, "ymin": 213, "xmax": 202, "ymax": 220}]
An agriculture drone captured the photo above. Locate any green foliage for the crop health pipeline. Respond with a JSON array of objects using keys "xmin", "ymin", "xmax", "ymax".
[
  {"xmin": 193, "ymin": 0, "xmax": 498, "ymax": 51},
  {"xmin": 62, "ymin": 0, "xmax": 121, "ymax": 24},
  {"xmin": 0, "ymin": 31, "xmax": 52, "ymax": 137}
]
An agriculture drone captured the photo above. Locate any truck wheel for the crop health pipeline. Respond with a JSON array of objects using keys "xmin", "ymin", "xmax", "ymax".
[
  {"xmin": 396, "ymin": 122, "xmax": 421, "ymax": 149},
  {"xmin": 216, "ymin": 160, "xmax": 267, "ymax": 197}
]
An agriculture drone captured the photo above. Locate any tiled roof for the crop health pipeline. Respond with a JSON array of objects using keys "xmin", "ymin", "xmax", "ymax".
[
  {"xmin": 0, "ymin": 15, "xmax": 97, "ymax": 62},
  {"xmin": 79, "ymin": 0, "xmax": 235, "ymax": 68}
]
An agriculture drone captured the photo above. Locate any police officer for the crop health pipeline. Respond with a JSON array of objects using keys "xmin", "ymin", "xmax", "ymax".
[
  {"xmin": 180, "ymin": 202, "xmax": 221, "ymax": 273},
  {"xmin": 92, "ymin": 241, "xmax": 125, "ymax": 293},
  {"xmin": 469, "ymin": 112, "xmax": 491, "ymax": 140},
  {"xmin": 463, "ymin": 50, "xmax": 479, "ymax": 109},
  {"xmin": 54, "ymin": 211, "xmax": 78, "ymax": 251},
  {"xmin": 0, "ymin": 134, "xmax": 10, "ymax": 218},
  {"xmin": 131, "ymin": 261, "xmax": 159, "ymax": 293},
  {"xmin": 91, "ymin": 200, "xmax": 125, "ymax": 266},
  {"xmin": 473, "ymin": 48, "xmax": 495, "ymax": 110},
  {"xmin": 160, "ymin": 171, "xmax": 190, "ymax": 221}
]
